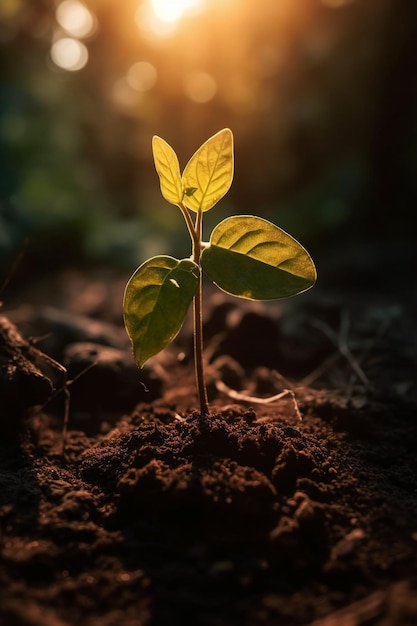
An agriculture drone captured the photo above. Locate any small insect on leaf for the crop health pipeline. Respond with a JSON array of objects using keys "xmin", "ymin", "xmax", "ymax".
[
  {"xmin": 123, "ymin": 256, "xmax": 200, "ymax": 367},
  {"xmin": 181, "ymin": 128, "xmax": 234, "ymax": 213},
  {"xmin": 183, "ymin": 187, "xmax": 198, "ymax": 197},
  {"xmin": 152, "ymin": 136, "xmax": 183, "ymax": 205},
  {"xmin": 201, "ymin": 215, "xmax": 317, "ymax": 300}
]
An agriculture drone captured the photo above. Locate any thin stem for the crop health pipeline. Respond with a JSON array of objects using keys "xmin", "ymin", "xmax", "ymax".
[
  {"xmin": 177, "ymin": 200, "xmax": 209, "ymax": 414},
  {"xmin": 192, "ymin": 208, "xmax": 209, "ymax": 415},
  {"xmin": 193, "ymin": 272, "xmax": 209, "ymax": 415},
  {"xmin": 178, "ymin": 201, "xmax": 200, "ymax": 253}
]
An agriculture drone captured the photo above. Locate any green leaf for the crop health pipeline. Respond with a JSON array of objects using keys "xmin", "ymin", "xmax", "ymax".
[
  {"xmin": 181, "ymin": 128, "xmax": 234, "ymax": 213},
  {"xmin": 123, "ymin": 256, "xmax": 200, "ymax": 366},
  {"xmin": 201, "ymin": 215, "xmax": 317, "ymax": 300},
  {"xmin": 152, "ymin": 136, "xmax": 183, "ymax": 205}
]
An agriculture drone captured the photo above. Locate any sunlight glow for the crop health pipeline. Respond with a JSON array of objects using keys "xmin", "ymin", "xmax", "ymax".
[
  {"xmin": 135, "ymin": 5, "xmax": 173, "ymax": 38},
  {"xmin": 50, "ymin": 37, "xmax": 88, "ymax": 71},
  {"xmin": 150, "ymin": 0, "xmax": 202, "ymax": 24},
  {"xmin": 56, "ymin": 0, "xmax": 96, "ymax": 38},
  {"xmin": 136, "ymin": 0, "xmax": 205, "ymax": 38}
]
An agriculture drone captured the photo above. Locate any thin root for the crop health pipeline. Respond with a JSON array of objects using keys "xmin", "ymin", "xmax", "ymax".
[
  {"xmin": 215, "ymin": 380, "xmax": 302, "ymax": 421},
  {"xmin": 38, "ymin": 360, "xmax": 98, "ymax": 457}
]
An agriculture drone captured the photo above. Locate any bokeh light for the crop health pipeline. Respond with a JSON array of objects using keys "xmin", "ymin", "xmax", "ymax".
[
  {"xmin": 50, "ymin": 37, "xmax": 88, "ymax": 71},
  {"xmin": 127, "ymin": 62, "xmax": 158, "ymax": 92},
  {"xmin": 56, "ymin": 0, "xmax": 96, "ymax": 38},
  {"xmin": 183, "ymin": 72, "xmax": 217, "ymax": 103},
  {"xmin": 0, "ymin": 0, "xmax": 22, "ymax": 19},
  {"xmin": 1, "ymin": 0, "xmax": 415, "ymax": 277}
]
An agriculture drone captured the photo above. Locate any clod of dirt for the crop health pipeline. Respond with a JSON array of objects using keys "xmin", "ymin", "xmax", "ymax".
[
  {"xmin": 0, "ymin": 315, "xmax": 54, "ymax": 435},
  {"xmin": 63, "ymin": 342, "xmax": 162, "ymax": 412}
]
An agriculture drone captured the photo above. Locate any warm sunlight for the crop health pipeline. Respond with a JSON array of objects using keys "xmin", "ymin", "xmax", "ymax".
[
  {"xmin": 135, "ymin": 0, "xmax": 215, "ymax": 39},
  {"xmin": 150, "ymin": 0, "xmax": 203, "ymax": 24}
]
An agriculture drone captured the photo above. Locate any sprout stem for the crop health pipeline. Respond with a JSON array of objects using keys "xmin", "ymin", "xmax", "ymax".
[
  {"xmin": 192, "ymin": 208, "xmax": 209, "ymax": 415},
  {"xmin": 177, "ymin": 201, "xmax": 209, "ymax": 414},
  {"xmin": 178, "ymin": 201, "xmax": 200, "ymax": 252}
]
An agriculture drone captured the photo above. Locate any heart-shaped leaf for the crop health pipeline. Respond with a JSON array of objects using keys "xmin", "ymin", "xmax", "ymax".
[
  {"xmin": 152, "ymin": 136, "xmax": 183, "ymax": 205},
  {"xmin": 201, "ymin": 215, "xmax": 317, "ymax": 300},
  {"xmin": 123, "ymin": 256, "xmax": 200, "ymax": 366},
  {"xmin": 181, "ymin": 128, "xmax": 234, "ymax": 213}
]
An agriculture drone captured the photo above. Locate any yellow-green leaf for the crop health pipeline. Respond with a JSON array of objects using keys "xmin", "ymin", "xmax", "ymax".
[
  {"xmin": 123, "ymin": 256, "xmax": 199, "ymax": 367},
  {"xmin": 201, "ymin": 215, "xmax": 317, "ymax": 300},
  {"xmin": 181, "ymin": 128, "xmax": 234, "ymax": 213},
  {"xmin": 152, "ymin": 136, "xmax": 183, "ymax": 205}
]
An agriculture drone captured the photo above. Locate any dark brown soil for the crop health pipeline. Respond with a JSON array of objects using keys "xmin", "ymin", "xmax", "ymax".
[{"xmin": 1, "ymin": 245, "xmax": 417, "ymax": 626}]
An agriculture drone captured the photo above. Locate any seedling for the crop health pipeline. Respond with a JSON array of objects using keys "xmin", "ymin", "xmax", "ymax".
[{"xmin": 123, "ymin": 129, "xmax": 316, "ymax": 415}]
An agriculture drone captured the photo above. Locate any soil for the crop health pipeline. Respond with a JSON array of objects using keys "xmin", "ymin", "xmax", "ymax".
[{"xmin": 1, "ymin": 240, "xmax": 417, "ymax": 626}]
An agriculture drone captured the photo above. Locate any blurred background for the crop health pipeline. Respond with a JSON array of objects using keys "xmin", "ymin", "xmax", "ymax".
[{"xmin": 1, "ymin": 0, "xmax": 416, "ymax": 292}]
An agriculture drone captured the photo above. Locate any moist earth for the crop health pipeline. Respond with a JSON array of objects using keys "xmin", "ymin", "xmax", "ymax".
[{"xmin": 1, "ymin": 250, "xmax": 417, "ymax": 626}]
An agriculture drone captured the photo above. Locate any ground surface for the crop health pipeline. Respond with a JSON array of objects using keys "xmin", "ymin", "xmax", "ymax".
[{"xmin": 1, "ymin": 241, "xmax": 417, "ymax": 626}]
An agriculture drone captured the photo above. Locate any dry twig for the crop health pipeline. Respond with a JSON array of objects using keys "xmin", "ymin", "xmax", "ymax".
[{"xmin": 215, "ymin": 379, "xmax": 302, "ymax": 420}]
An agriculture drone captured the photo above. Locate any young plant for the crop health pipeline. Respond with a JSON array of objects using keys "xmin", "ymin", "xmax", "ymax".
[{"xmin": 123, "ymin": 129, "xmax": 316, "ymax": 415}]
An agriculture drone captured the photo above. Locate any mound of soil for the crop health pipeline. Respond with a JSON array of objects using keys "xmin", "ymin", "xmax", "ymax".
[{"xmin": 1, "ymin": 246, "xmax": 417, "ymax": 626}]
